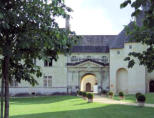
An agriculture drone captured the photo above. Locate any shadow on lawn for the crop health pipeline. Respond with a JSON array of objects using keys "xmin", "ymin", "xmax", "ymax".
[
  {"xmin": 10, "ymin": 95, "xmax": 77, "ymax": 105},
  {"xmin": 10, "ymin": 104, "xmax": 154, "ymax": 118}
]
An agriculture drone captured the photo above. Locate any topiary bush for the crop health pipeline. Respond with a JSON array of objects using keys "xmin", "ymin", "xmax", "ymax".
[
  {"xmin": 137, "ymin": 94, "xmax": 146, "ymax": 103},
  {"xmin": 108, "ymin": 91, "xmax": 114, "ymax": 97},
  {"xmin": 136, "ymin": 92, "xmax": 142, "ymax": 99},
  {"xmin": 87, "ymin": 93, "xmax": 94, "ymax": 99},
  {"xmin": 119, "ymin": 91, "xmax": 124, "ymax": 97},
  {"xmin": 82, "ymin": 92, "xmax": 87, "ymax": 97}
]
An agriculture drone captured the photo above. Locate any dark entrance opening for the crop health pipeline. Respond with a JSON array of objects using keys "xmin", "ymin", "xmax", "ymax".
[
  {"xmin": 86, "ymin": 83, "xmax": 91, "ymax": 92},
  {"xmin": 149, "ymin": 80, "xmax": 154, "ymax": 92}
]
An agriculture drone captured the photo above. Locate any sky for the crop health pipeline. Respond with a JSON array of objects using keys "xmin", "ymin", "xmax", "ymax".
[{"xmin": 57, "ymin": 0, "xmax": 134, "ymax": 35}]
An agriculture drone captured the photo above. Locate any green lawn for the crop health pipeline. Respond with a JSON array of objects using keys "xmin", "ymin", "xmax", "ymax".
[
  {"xmin": 113, "ymin": 93, "xmax": 154, "ymax": 104},
  {"xmin": 0, "ymin": 95, "xmax": 154, "ymax": 118}
]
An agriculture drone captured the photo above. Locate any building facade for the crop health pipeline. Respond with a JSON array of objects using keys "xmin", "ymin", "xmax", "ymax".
[{"xmin": 3, "ymin": 33, "xmax": 154, "ymax": 96}]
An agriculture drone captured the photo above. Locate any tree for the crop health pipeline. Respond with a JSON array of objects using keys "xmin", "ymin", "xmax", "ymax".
[
  {"xmin": 0, "ymin": 0, "xmax": 79, "ymax": 118},
  {"xmin": 120, "ymin": 0, "xmax": 154, "ymax": 72}
]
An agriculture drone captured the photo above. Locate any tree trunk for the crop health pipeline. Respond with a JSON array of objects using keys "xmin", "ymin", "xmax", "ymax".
[
  {"xmin": 1, "ymin": 60, "xmax": 5, "ymax": 118},
  {"xmin": 4, "ymin": 56, "xmax": 10, "ymax": 118}
]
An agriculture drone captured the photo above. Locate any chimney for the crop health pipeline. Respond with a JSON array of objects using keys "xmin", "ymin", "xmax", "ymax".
[
  {"xmin": 65, "ymin": 16, "xmax": 70, "ymax": 30},
  {"xmin": 136, "ymin": 1, "xmax": 150, "ymax": 26}
]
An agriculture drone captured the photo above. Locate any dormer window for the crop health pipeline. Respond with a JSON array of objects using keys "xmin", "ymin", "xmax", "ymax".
[{"xmin": 117, "ymin": 51, "xmax": 120, "ymax": 54}]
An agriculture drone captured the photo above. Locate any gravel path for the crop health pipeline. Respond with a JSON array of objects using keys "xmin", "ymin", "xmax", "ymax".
[{"xmin": 93, "ymin": 95, "xmax": 154, "ymax": 108}]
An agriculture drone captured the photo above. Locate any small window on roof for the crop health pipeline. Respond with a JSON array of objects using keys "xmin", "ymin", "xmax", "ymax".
[{"xmin": 117, "ymin": 51, "xmax": 120, "ymax": 54}]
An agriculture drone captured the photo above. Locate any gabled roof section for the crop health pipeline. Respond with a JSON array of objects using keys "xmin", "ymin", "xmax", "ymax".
[{"xmin": 67, "ymin": 59, "xmax": 109, "ymax": 67}]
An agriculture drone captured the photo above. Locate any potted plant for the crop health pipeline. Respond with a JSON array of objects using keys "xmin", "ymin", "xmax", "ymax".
[
  {"xmin": 108, "ymin": 91, "xmax": 114, "ymax": 98},
  {"xmin": 119, "ymin": 91, "xmax": 124, "ymax": 99},
  {"xmin": 87, "ymin": 93, "xmax": 94, "ymax": 103},
  {"xmin": 82, "ymin": 92, "xmax": 87, "ymax": 100},
  {"xmin": 137, "ymin": 94, "xmax": 146, "ymax": 107},
  {"xmin": 79, "ymin": 91, "xmax": 83, "ymax": 97}
]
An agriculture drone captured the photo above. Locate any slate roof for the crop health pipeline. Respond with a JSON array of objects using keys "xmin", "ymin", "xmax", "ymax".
[
  {"xmin": 71, "ymin": 35, "xmax": 117, "ymax": 53},
  {"xmin": 67, "ymin": 59, "xmax": 109, "ymax": 66}
]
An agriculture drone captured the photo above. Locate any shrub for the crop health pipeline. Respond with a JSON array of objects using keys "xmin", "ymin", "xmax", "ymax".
[
  {"xmin": 87, "ymin": 93, "xmax": 94, "ymax": 99},
  {"xmin": 119, "ymin": 92, "xmax": 124, "ymax": 97},
  {"xmin": 136, "ymin": 92, "xmax": 142, "ymax": 99},
  {"xmin": 79, "ymin": 91, "xmax": 83, "ymax": 96},
  {"xmin": 137, "ymin": 94, "xmax": 146, "ymax": 102},
  {"xmin": 82, "ymin": 92, "xmax": 87, "ymax": 97},
  {"xmin": 108, "ymin": 91, "xmax": 114, "ymax": 96}
]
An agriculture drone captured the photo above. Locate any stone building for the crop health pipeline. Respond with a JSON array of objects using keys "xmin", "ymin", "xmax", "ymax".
[{"xmin": 1, "ymin": 4, "xmax": 154, "ymax": 95}]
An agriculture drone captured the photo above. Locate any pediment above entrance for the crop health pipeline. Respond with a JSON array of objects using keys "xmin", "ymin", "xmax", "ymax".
[{"xmin": 67, "ymin": 59, "xmax": 108, "ymax": 68}]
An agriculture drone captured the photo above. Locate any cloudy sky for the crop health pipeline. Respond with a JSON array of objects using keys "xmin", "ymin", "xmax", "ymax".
[{"xmin": 57, "ymin": 0, "xmax": 134, "ymax": 35}]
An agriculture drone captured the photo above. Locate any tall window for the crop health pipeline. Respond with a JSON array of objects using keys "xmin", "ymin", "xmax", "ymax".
[
  {"xmin": 10, "ymin": 79, "xmax": 18, "ymax": 87},
  {"xmin": 43, "ymin": 76, "xmax": 52, "ymax": 87},
  {"xmin": 44, "ymin": 58, "xmax": 52, "ymax": 67}
]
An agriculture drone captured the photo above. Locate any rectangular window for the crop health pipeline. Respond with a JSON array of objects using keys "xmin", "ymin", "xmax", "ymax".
[
  {"xmin": 44, "ymin": 58, "xmax": 52, "ymax": 67},
  {"xmin": 43, "ymin": 76, "xmax": 52, "ymax": 87},
  {"xmin": 10, "ymin": 79, "xmax": 18, "ymax": 87}
]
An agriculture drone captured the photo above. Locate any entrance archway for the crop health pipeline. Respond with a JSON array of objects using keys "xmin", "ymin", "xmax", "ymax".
[
  {"xmin": 80, "ymin": 74, "xmax": 97, "ymax": 92},
  {"xmin": 149, "ymin": 80, "xmax": 154, "ymax": 92},
  {"xmin": 116, "ymin": 68, "xmax": 128, "ymax": 94}
]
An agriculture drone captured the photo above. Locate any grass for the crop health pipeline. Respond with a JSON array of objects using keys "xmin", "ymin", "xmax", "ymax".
[
  {"xmin": 0, "ymin": 95, "xmax": 154, "ymax": 118},
  {"xmin": 113, "ymin": 93, "xmax": 154, "ymax": 104}
]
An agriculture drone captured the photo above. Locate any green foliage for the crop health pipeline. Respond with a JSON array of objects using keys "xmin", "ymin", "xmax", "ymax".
[
  {"xmin": 121, "ymin": 0, "xmax": 154, "ymax": 72},
  {"xmin": 108, "ymin": 91, "xmax": 114, "ymax": 96},
  {"xmin": 136, "ymin": 92, "xmax": 142, "ymax": 99},
  {"xmin": 82, "ymin": 92, "xmax": 87, "ymax": 97},
  {"xmin": 137, "ymin": 94, "xmax": 146, "ymax": 102},
  {"xmin": 86, "ymin": 93, "xmax": 94, "ymax": 99},
  {"xmin": 79, "ymin": 91, "xmax": 83, "ymax": 96},
  {"xmin": 119, "ymin": 92, "xmax": 124, "ymax": 97},
  {"xmin": 0, "ymin": 0, "xmax": 79, "ymax": 85}
]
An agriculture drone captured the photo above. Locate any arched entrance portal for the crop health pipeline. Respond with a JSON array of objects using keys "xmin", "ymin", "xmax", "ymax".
[
  {"xmin": 116, "ymin": 68, "xmax": 128, "ymax": 94},
  {"xmin": 81, "ymin": 74, "xmax": 97, "ymax": 92},
  {"xmin": 149, "ymin": 80, "xmax": 154, "ymax": 92}
]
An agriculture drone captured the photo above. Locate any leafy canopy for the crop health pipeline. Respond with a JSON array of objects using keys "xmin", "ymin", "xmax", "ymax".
[
  {"xmin": 121, "ymin": 0, "xmax": 154, "ymax": 72},
  {"xmin": 0, "ymin": 0, "xmax": 79, "ymax": 85}
]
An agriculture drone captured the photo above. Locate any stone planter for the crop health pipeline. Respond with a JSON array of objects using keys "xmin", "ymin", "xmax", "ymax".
[
  {"xmin": 137, "ymin": 101, "xmax": 145, "ymax": 107},
  {"xmin": 109, "ymin": 95, "xmax": 113, "ymax": 98},
  {"xmin": 119, "ymin": 96, "xmax": 124, "ymax": 100},
  {"xmin": 88, "ymin": 99, "xmax": 93, "ymax": 103}
]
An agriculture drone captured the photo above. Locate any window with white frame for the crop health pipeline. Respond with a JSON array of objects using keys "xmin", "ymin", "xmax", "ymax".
[
  {"xmin": 43, "ymin": 76, "xmax": 52, "ymax": 87},
  {"xmin": 10, "ymin": 79, "xmax": 18, "ymax": 87},
  {"xmin": 44, "ymin": 58, "xmax": 52, "ymax": 67}
]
